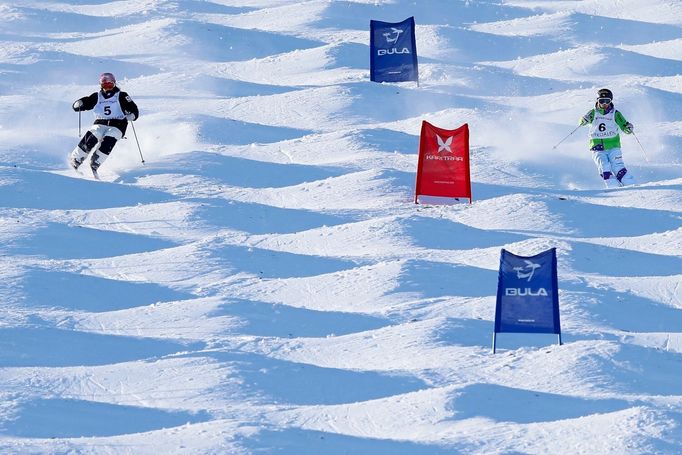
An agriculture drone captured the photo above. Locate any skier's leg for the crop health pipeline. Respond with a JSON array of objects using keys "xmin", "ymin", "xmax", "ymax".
[
  {"xmin": 608, "ymin": 148, "xmax": 634, "ymax": 185},
  {"xmin": 616, "ymin": 168, "xmax": 634, "ymax": 185},
  {"xmin": 90, "ymin": 136, "xmax": 117, "ymax": 172},
  {"xmin": 592, "ymin": 150, "xmax": 615, "ymax": 186},
  {"xmin": 90, "ymin": 127, "xmax": 123, "ymax": 172},
  {"xmin": 69, "ymin": 131, "xmax": 99, "ymax": 169}
]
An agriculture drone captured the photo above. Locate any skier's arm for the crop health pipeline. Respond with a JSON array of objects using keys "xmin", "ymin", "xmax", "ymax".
[
  {"xmin": 72, "ymin": 93, "xmax": 98, "ymax": 111},
  {"xmin": 119, "ymin": 92, "xmax": 139, "ymax": 121},
  {"xmin": 579, "ymin": 109, "xmax": 594, "ymax": 126},
  {"xmin": 615, "ymin": 111, "xmax": 633, "ymax": 134}
]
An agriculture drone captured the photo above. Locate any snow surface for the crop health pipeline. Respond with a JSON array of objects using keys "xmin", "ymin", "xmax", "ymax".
[{"xmin": 1, "ymin": 0, "xmax": 681, "ymax": 453}]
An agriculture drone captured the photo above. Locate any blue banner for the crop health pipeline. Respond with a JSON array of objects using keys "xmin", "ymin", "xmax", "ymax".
[
  {"xmin": 494, "ymin": 248, "xmax": 561, "ymax": 334},
  {"xmin": 370, "ymin": 17, "xmax": 418, "ymax": 83}
]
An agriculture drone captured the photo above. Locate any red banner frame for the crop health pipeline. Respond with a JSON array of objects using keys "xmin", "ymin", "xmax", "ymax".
[{"xmin": 414, "ymin": 121, "xmax": 472, "ymax": 203}]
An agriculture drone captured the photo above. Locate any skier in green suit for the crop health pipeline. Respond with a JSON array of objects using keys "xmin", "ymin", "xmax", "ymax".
[{"xmin": 579, "ymin": 88, "xmax": 634, "ymax": 188}]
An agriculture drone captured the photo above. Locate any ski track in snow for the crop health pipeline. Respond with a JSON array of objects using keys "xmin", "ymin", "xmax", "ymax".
[{"xmin": 0, "ymin": 0, "xmax": 682, "ymax": 453}]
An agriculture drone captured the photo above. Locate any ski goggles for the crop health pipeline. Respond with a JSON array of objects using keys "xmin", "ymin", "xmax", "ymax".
[{"xmin": 597, "ymin": 97, "xmax": 612, "ymax": 104}]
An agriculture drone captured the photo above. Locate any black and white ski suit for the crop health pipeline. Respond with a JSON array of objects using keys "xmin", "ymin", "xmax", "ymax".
[{"xmin": 69, "ymin": 87, "xmax": 139, "ymax": 172}]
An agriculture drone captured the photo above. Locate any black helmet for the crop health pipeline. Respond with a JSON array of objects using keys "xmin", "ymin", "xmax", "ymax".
[
  {"xmin": 597, "ymin": 88, "xmax": 613, "ymax": 108},
  {"xmin": 597, "ymin": 88, "xmax": 613, "ymax": 100}
]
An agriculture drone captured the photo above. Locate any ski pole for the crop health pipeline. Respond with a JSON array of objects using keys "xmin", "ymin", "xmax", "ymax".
[
  {"xmin": 552, "ymin": 124, "xmax": 581, "ymax": 150},
  {"xmin": 129, "ymin": 121, "xmax": 145, "ymax": 164},
  {"xmin": 78, "ymin": 111, "xmax": 81, "ymax": 137},
  {"xmin": 631, "ymin": 131, "xmax": 650, "ymax": 162}
]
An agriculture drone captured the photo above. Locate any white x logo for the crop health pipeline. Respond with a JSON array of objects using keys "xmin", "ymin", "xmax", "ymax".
[{"xmin": 437, "ymin": 135, "xmax": 452, "ymax": 153}]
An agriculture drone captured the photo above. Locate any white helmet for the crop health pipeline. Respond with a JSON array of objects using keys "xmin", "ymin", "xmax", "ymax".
[{"xmin": 99, "ymin": 72, "xmax": 116, "ymax": 91}]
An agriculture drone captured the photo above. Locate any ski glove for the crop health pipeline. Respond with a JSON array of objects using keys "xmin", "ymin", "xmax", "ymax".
[
  {"xmin": 580, "ymin": 116, "xmax": 590, "ymax": 126},
  {"xmin": 623, "ymin": 122, "xmax": 634, "ymax": 134},
  {"xmin": 72, "ymin": 100, "xmax": 83, "ymax": 111},
  {"xmin": 125, "ymin": 113, "xmax": 136, "ymax": 121}
]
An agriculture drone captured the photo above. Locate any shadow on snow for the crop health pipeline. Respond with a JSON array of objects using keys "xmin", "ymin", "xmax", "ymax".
[
  {"xmin": 173, "ymin": 20, "xmax": 323, "ymax": 63},
  {"xmin": 401, "ymin": 215, "xmax": 529, "ymax": 250},
  {"xmin": 0, "ymin": 398, "xmax": 210, "ymax": 438},
  {"xmin": 543, "ymin": 196, "xmax": 682, "ymax": 238},
  {"xmin": 396, "ymin": 260, "xmax": 497, "ymax": 299},
  {"xmin": 17, "ymin": 268, "xmax": 193, "ymax": 313},
  {"xmin": 445, "ymin": 383, "xmax": 630, "ymax": 424},
  {"xmin": 4, "ymin": 222, "xmax": 177, "ymax": 260},
  {"xmin": 200, "ymin": 351, "xmax": 425, "ymax": 406},
  {"xmin": 567, "ymin": 241, "xmax": 682, "ymax": 277},
  {"xmin": 194, "ymin": 115, "xmax": 312, "ymax": 145},
  {"xmin": 122, "ymin": 151, "xmax": 345, "ymax": 189},
  {"xmin": 211, "ymin": 244, "xmax": 358, "ymax": 279},
  {"xmin": 0, "ymin": 166, "xmax": 171, "ymax": 210},
  {"xmin": 238, "ymin": 426, "xmax": 458, "ymax": 455},
  {"xmin": 212, "ymin": 298, "xmax": 390, "ymax": 338},
  {"xmin": 0, "ymin": 326, "xmax": 202, "ymax": 367},
  {"xmin": 194, "ymin": 199, "xmax": 353, "ymax": 235}
]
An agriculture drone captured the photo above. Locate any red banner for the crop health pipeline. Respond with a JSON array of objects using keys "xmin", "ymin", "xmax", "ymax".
[{"xmin": 414, "ymin": 121, "xmax": 472, "ymax": 203}]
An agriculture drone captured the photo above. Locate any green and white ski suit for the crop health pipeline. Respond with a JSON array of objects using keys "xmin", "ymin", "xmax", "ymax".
[{"xmin": 579, "ymin": 103, "xmax": 633, "ymax": 184}]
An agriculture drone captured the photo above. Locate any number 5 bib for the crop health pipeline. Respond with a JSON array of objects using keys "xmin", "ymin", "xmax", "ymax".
[{"xmin": 94, "ymin": 92, "xmax": 125, "ymax": 120}]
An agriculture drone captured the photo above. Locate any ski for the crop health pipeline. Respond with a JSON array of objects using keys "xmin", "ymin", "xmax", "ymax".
[
  {"xmin": 67, "ymin": 165, "xmax": 101, "ymax": 181},
  {"xmin": 603, "ymin": 178, "xmax": 623, "ymax": 189}
]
